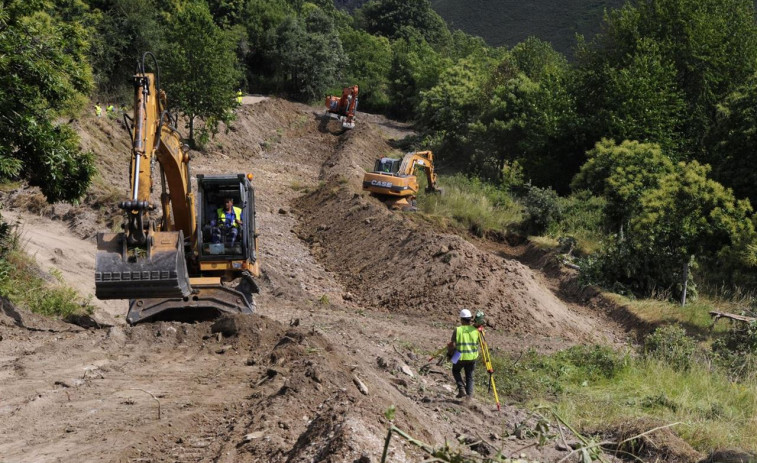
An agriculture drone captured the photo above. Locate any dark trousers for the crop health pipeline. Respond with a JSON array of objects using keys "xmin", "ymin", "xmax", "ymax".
[{"xmin": 452, "ymin": 359, "xmax": 476, "ymax": 397}]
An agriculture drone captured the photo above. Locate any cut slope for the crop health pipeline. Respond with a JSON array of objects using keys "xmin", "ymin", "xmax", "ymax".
[{"xmin": 295, "ymin": 123, "xmax": 610, "ymax": 342}]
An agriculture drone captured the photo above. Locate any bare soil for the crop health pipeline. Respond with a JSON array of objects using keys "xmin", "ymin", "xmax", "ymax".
[{"xmin": 0, "ymin": 100, "xmax": 698, "ymax": 462}]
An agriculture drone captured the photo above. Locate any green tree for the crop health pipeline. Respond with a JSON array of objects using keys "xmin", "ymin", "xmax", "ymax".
[
  {"xmin": 632, "ymin": 161, "xmax": 754, "ymax": 304},
  {"xmin": 87, "ymin": 0, "xmax": 165, "ymax": 98},
  {"xmin": 707, "ymin": 78, "xmax": 757, "ymax": 206},
  {"xmin": 579, "ymin": 0, "xmax": 757, "ymax": 159},
  {"xmin": 0, "ymin": 3, "xmax": 95, "ymax": 202},
  {"xmin": 417, "ymin": 54, "xmax": 496, "ymax": 166},
  {"xmin": 571, "ymin": 139, "xmax": 674, "ymax": 234},
  {"xmin": 160, "ymin": 0, "xmax": 242, "ymax": 144},
  {"xmin": 387, "ymin": 36, "xmax": 449, "ymax": 120},
  {"xmin": 575, "ymin": 38, "xmax": 685, "ymax": 156},
  {"xmin": 355, "ymin": 0, "xmax": 451, "ymax": 49},
  {"xmin": 467, "ymin": 39, "xmax": 577, "ymax": 186},
  {"xmin": 340, "ymin": 27, "xmax": 392, "ymax": 112},
  {"xmin": 267, "ymin": 7, "xmax": 347, "ymax": 100}
]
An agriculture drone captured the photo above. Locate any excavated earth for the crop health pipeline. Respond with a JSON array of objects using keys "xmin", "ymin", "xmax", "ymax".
[{"xmin": 0, "ymin": 99, "xmax": 700, "ymax": 462}]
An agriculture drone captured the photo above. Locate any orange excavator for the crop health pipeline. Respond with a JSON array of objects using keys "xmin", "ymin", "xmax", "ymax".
[
  {"xmin": 94, "ymin": 53, "xmax": 260, "ymax": 324},
  {"xmin": 362, "ymin": 150, "xmax": 440, "ymax": 210},
  {"xmin": 325, "ymin": 85, "xmax": 358, "ymax": 129}
]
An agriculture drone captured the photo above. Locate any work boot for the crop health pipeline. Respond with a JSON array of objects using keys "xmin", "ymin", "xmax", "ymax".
[{"xmin": 456, "ymin": 389, "xmax": 465, "ymax": 399}]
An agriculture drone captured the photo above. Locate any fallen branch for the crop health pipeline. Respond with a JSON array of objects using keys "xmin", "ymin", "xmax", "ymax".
[{"xmin": 709, "ymin": 311, "xmax": 756, "ymax": 325}]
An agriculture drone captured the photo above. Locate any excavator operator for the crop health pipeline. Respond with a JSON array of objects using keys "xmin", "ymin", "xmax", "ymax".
[{"xmin": 211, "ymin": 197, "xmax": 242, "ymax": 246}]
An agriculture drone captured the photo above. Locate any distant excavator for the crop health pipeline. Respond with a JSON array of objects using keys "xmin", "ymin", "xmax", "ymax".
[
  {"xmin": 362, "ymin": 150, "xmax": 440, "ymax": 210},
  {"xmin": 94, "ymin": 53, "xmax": 260, "ymax": 324},
  {"xmin": 325, "ymin": 85, "xmax": 358, "ymax": 129}
]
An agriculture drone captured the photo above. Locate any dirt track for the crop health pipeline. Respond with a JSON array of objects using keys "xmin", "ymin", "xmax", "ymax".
[{"xmin": 0, "ymin": 99, "xmax": 631, "ymax": 462}]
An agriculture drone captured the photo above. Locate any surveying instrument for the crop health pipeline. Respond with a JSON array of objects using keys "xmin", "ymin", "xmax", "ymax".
[{"xmin": 474, "ymin": 311, "xmax": 501, "ymax": 411}]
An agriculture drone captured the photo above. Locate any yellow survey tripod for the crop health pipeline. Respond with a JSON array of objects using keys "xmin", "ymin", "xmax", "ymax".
[{"xmin": 475, "ymin": 313, "xmax": 501, "ymax": 411}]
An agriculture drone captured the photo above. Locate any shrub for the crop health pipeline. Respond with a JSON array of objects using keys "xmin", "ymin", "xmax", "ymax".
[
  {"xmin": 643, "ymin": 325, "xmax": 697, "ymax": 371},
  {"xmin": 712, "ymin": 321, "xmax": 757, "ymax": 381},
  {"xmin": 521, "ymin": 185, "xmax": 562, "ymax": 235}
]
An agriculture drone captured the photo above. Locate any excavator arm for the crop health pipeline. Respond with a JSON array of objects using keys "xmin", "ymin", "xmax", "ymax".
[
  {"xmin": 399, "ymin": 150, "xmax": 439, "ymax": 192},
  {"xmin": 95, "ymin": 62, "xmax": 195, "ymax": 301}
]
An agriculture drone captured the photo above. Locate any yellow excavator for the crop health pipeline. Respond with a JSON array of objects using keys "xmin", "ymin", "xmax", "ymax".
[
  {"xmin": 94, "ymin": 53, "xmax": 260, "ymax": 324},
  {"xmin": 362, "ymin": 150, "xmax": 440, "ymax": 210}
]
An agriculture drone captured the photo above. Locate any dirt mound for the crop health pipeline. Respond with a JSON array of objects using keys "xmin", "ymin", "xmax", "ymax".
[{"xmin": 294, "ymin": 123, "xmax": 607, "ymax": 342}]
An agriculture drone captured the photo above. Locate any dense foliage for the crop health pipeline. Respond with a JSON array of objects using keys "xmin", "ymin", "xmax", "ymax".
[{"xmin": 0, "ymin": 1, "xmax": 95, "ymax": 203}]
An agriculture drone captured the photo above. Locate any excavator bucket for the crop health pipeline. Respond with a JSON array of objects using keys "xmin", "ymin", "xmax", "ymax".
[{"xmin": 95, "ymin": 230, "xmax": 192, "ymax": 300}]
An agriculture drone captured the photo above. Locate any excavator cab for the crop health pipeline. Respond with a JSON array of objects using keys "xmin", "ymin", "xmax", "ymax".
[
  {"xmin": 374, "ymin": 157, "xmax": 401, "ymax": 175},
  {"xmin": 197, "ymin": 174, "xmax": 257, "ymax": 262}
]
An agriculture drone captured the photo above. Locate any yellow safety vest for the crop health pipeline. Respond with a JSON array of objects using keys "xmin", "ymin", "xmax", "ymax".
[
  {"xmin": 236, "ymin": 91, "xmax": 243, "ymax": 104},
  {"xmin": 217, "ymin": 206, "xmax": 242, "ymax": 227},
  {"xmin": 455, "ymin": 325, "xmax": 480, "ymax": 361},
  {"xmin": 95, "ymin": 105, "xmax": 102, "ymax": 116}
]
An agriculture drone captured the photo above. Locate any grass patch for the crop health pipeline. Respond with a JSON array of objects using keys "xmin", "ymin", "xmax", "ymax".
[
  {"xmin": 546, "ymin": 192, "xmax": 606, "ymax": 255},
  {"xmin": 0, "ymin": 250, "xmax": 94, "ymax": 318},
  {"xmin": 0, "ymin": 219, "xmax": 93, "ymax": 318},
  {"xmin": 607, "ymin": 293, "xmax": 730, "ymax": 335},
  {"xmin": 417, "ymin": 174, "xmax": 522, "ymax": 236},
  {"xmin": 486, "ymin": 344, "xmax": 757, "ymax": 452}
]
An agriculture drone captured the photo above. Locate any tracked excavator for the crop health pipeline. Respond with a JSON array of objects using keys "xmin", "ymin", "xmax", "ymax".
[
  {"xmin": 95, "ymin": 54, "xmax": 260, "ymax": 324},
  {"xmin": 362, "ymin": 150, "xmax": 440, "ymax": 210},
  {"xmin": 325, "ymin": 85, "xmax": 358, "ymax": 129}
]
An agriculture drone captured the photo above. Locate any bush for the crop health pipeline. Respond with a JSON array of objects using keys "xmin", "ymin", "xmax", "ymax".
[
  {"xmin": 643, "ymin": 325, "xmax": 697, "ymax": 371},
  {"xmin": 521, "ymin": 185, "xmax": 562, "ymax": 235},
  {"xmin": 712, "ymin": 321, "xmax": 757, "ymax": 381}
]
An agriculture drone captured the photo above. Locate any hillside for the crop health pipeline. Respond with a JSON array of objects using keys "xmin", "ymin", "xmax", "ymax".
[
  {"xmin": 0, "ymin": 100, "xmax": 687, "ymax": 462},
  {"xmin": 430, "ymin": 0, "xmax": 624, "ymax": 56},
  {"xmin": 336, "ymin": 0, "xmax": 625, "ymax": 56}
]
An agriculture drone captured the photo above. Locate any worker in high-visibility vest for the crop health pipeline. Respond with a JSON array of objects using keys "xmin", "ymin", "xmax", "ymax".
[
  {"xmin": 236, "ymin": 89, "xmax": 243, "ymax": 105},
  {"xmin": 95, "ymin": 102, "xmax": 102, "ymax": 117},
  {"xmin": 447, "ymin": 308, "xmax": 480, "ymax": 400}
]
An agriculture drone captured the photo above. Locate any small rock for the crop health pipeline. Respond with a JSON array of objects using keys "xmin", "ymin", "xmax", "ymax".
[
  {"xmin": 278, "ymin": 208, "xmax": 288, "ymax": 215},
  {"xmin": 216, "ymin": 345, "xmax": 232, "ymax": 354},
  {"xmin": 342, "ymin": 292, "xmax": 353, "ymax": 301},
  {"xmin": 400, "ymin": 364, "xmax": 414, "ymax": 378},
  {"xmin": 243, "ymin": 431, "xmax": 265, "ymax": 442},
  {"xmin": 364, "ymin": 218, "xmax": 371, "ymax": 224},
  {"xmin": 353, "ymin": 375, "xmax": 369, "ymax": 395}
]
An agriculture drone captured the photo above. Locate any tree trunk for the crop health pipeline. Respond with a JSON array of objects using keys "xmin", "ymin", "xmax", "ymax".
[
  {"xmin": 189, "ymin": 115, "xmax": 195, "ymax": 147},
  {"xmin": 681, "ymin": 258, "xmax": 690, "ymax": 306}
]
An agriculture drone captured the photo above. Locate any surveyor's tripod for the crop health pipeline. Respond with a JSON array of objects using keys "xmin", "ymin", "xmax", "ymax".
[{"xmin": 477, "ymin": 326, "xmax": 501, "ymax": 411}]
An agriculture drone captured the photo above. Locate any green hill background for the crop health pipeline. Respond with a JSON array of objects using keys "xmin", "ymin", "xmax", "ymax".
[
  {"xmin": 335, "ymin": 0, "xmax": 626, "ymax": 57},
  {"xmin": 430, "ymin": 0, "xmax": 624, "ymax": 56}
]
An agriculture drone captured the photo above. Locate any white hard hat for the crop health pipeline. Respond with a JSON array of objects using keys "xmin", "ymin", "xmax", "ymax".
[{"xmin": 459, "ymin": 309, "xmax": 472, "ymax": 319}]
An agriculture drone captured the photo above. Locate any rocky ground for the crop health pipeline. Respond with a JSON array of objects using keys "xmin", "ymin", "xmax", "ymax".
[{"xmin": 0, "ymin": 98, "xmax": 695, "ymax": 462}]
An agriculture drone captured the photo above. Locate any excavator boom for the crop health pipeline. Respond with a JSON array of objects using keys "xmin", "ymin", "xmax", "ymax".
[{"xmin": 95, "ymin": 69, "xmax": 193, "ymax": 301}]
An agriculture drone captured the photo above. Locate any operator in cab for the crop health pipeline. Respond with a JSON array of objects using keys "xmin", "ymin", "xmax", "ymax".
[{"xmin": 211, "ymin": 197, "xmax": 242, "ymax": 246}]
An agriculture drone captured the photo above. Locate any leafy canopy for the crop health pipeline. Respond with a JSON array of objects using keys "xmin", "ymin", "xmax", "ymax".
[
  {"xmin": 0, "ymin": 2, "xmax": 95, "ymax": 202},
  {"xmin": 160, "ymin": 0, "xmax": 243, "ymax": 144}
]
